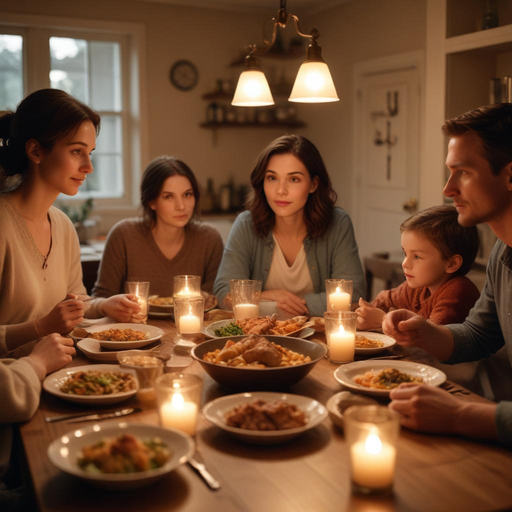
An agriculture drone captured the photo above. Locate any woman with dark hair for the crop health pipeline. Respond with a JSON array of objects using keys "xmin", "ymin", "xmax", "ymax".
[
  {"xmin": 0, "ymin": 89, "xmax": 139, "ymax": 359},
  {"xmin": 214, "ymin": 134, "xmax": 365, "ymax": 316},
  {"xmin": 92, "ymin": 156, "xmax": 223, "ymax": 298}
]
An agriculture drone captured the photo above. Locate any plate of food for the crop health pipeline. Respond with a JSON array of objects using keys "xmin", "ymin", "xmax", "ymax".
[
  {"xmin": 81, "ymin": 323, "xmax": 164, "ymax": 350},
  {"xmin": 43, "ymin": 364, "xmax": 138, "ymax": 405},
  {"xmin": 354, "ymin": 332, "xmax": 396, "ymax": 355},
  {"xmin": 326, "ymin": 391, "xmax": 378, "ymax": 430},
  {"xmin": 204, "ymin": 316, "xmax": 313, "ymax": 339},
  {"xmin": 191, "ymin": 334, "xmax": 327, "ymax": 389},
  {"xmin": 48, "ymin": 422, "xmax": 195, "ymax": 490},
  {"xmin": 333, "ymin": 360, "xmax": 447, "ymax": 397},
  {"xmin": 148, "ymin": 292, "xmax": 218, "ymax": 316},
  {"xmin": 203, "ymin": 391, "xmax": 327, "ymax": 444}
]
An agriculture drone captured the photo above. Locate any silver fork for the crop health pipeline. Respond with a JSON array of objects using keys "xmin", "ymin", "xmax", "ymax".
[{"xmin": 187, "ymin": 450, "xmax": 221, "ymax": 490}]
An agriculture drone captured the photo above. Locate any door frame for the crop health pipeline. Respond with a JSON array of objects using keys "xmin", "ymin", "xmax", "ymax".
[{"xmin": 351, "ymin": 51, "xmax": 425, "ymax": 250}]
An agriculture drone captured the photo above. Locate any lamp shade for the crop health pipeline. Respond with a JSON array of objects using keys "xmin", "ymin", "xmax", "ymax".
[
  {"xmin": 289, "ymin": 61, "xmax": 339, "ymax": 103},
  {"xmin": 232, "ymin": 69, "xmax": 274, "ymax": 107}
]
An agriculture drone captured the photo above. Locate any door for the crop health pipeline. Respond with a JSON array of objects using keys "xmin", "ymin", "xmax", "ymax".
[{"xmin": 353, "ymin": 58, "xmax": 422, "ymax": 259}]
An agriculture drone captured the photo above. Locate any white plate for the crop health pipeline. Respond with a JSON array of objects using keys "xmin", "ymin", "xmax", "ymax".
[
  {"xmin": 77, "ymin": 339, "xmax": 120, "ymax": 363},
  {"xmin": 43, "ymin": 364, "xmax": 138, "ymax": 405},
  {"xmin": 204, "ymin": 320, "xmax": 314, "ymax": 339},
  {"xmin": 202, "ymin": 391, "xmax": 327, "ymax": 444},
  {"xmin": 326, "ymin": 391, "xmax": 378, "ymax": 430},
  {"xmin": 82, "ymin": 323, "xmax": 164, "ymax": 350},
  {"xmin": 333, "ymin": 360, "xmax": 447, "ymax": 397},
  {"xmin": 355, "ymin": 331, "xmax": 396, "ymax": 355},
  {"xmin": 48, "ymin": 422, "xmax": 195, "ymax": 490}
]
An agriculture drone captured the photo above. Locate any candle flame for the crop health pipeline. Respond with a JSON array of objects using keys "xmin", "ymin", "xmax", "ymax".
[
  {"xmin": 184, "ymin": 285, "xmax": 190, "ymax": 294},
  {"xmin": 338, "ymin": 325, "xmax": 346, "ymax": 334},
  {"xmin": 171, "ymin": 392, "xmax": 185, "ymax": 410},
  {"xmin": 365, "ymin": 433, "xmax": 382, "ymax": 455},
  {"xmin": 336, "ymin": 286, "xmax": 341, "ymax": 293}
]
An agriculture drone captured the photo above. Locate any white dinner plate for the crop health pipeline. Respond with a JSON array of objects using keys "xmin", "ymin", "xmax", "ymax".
[
  {"xmin": 333, "ymin": 360, "xmax": 447, "ymax": 397},
  {"xmin": 77, "ymin": 338, "xmax": 163, "ymax": 363},
  {"xmin": 82, "ymin": 323, "xmax": 164, "ymax": 350},
  {"xmin": 43, "ymin": 364, "xmax": 138, "ymax": 405},
  {"xmin": 202, "ymin": 391, "xmax": 327, "ymax": 444},
  {"xmin": 354, "ymin": 331, "xmax": 396, "ymax": 355},
  {"xmin": 48, "ymin": 422, "xmax": 195, "ymax": 490},
  {"xmin": 203, "ymin": 319, "xmax": 314, "ymax": 339}
]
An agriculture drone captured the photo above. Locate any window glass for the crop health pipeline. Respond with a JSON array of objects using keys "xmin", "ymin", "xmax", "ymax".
[{"xmin": 0, "ymin": 34, "xmax": 23, "ymax": 110}]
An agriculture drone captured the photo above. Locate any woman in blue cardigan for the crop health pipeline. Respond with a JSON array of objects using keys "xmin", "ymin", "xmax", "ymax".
[{"xmin": 214, "ymin": 135, "xmax": 365, "ymax": 317}]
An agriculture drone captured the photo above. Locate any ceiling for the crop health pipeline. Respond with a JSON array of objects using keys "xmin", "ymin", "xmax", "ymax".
[{"xmin": 136, "ymin": 0, "xmax": 352, "ymax": 16}]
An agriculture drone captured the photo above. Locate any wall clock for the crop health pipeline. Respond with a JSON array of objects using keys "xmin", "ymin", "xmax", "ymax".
[{"xmin": 170, "ymin": 60, "xmax": 199, "ymax": 91}]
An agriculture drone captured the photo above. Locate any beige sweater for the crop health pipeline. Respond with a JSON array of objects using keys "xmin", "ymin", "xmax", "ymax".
[
  {"xmin": 92, "ymin": 218, "xmax": 224, "ymax": 298},
  {"xmin": 0, "ymin": 197, "xmax": 104, "ymax": 356},
  {"xmin": 0, "ymin": 357, "xmax": 42, "ymax": 475}
]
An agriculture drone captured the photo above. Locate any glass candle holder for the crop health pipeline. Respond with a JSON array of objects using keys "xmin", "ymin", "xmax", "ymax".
[
  {"xmin": 324, "ymin": 311, "xmax": 356, "ymax": 364},
  {"xmin": 230, "ymin": 279, "xmax": 262, "ymax": 321},
  {"xmin": 125, "ymin": 281, "xmax": 150, "ymax": 323},
  {"xmin": 325, "ymin": 279, "xmax": 353, "ymax": 311},
  {"xmin": 344, "ymin": 405, "xmax": 400, "ymax": 495},
  {"xmin": 173, "ymin": 275, "xmax": 201, "ymax": 298},
  {"xmin": 155, "ymin": 372, "xmax": 203, "ymax": 436},
  {"xmin": 174, "ymin": 296, "xmax": 204, "ymax": 337}
]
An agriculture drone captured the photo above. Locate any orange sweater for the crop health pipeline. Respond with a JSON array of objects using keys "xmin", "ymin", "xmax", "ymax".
[{"xmin": 371, "ymin": 276, "xmax": 480, "ymax": 325}]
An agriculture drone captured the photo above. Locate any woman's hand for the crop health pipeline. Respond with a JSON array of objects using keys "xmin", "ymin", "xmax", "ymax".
[
  {"xmin": 34, "ymin": 294, "xmax": 84, "ymax": 336},
  {"xmin": 261, "ymin": 290, "xmax": 309, "ymax": 316},
  {"xmin": 355, "ymin": 298, "xmax": 385, "ymax": 330},
  {"xmin": 100, "ymin": 294, "xmax": 141, "ymax": 322},
  {"xmin": 28, "ymin": 333, "xmax": 76, "ymax": 376}
]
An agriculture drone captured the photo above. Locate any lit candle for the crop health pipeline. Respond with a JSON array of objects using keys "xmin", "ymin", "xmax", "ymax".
[
  {"xmin": 328, "ymin": 324, "xmax": 355, "ymax": 362},
  {"xmin": 350, "ymin": 433, "xmax": 396, "ymax": 489},
  {"xmin": 160, "ymin": 392, "xmax": 198, "ymax": 436},
  {"xmin": 234, "ymin": 303, "xmax": 259, "ymax": 320},
  {"xmin": 179, "ymin": 314, "xmax": 200, "ymax": 333},
  {"xmin": 175, "ymin": 285, "xmax": 200, "ymax": 298},
  {"xmin": 329, "ymin": 286, "xmax": 351, "ymax": 311}
]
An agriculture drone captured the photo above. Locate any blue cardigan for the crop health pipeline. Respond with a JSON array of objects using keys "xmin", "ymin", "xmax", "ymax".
[{"xmin": 213, "ymin": 208, "xmax": 366, "ymax": 316}]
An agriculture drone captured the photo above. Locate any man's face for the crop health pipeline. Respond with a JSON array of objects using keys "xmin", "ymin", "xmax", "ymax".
[{"xmin": 443, "ymin": 133, "xmax": 512, "ymax": 227}]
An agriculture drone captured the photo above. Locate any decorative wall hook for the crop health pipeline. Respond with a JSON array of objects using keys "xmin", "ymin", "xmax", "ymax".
[{"xmin": 387, "ymin": 91, "xmax": 398, "ymax": 117}]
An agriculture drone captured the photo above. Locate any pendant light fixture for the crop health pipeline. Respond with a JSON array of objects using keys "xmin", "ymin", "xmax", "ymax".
[{"xmin": 232, "ymin": 0, "xmax": 339, "ymax": 107}]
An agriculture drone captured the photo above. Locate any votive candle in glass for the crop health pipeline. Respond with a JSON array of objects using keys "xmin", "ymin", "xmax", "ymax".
[
  {"xmin": 125, "ymin": 281, "xmax": 150, "ymax": 323},
  {"xmin": 344, "ymin": 406, "xmax": 400, "ymax": 495},
  {"xmin": 173, "ymin": 296, "xmax": 204, "ymax": 335},
  {"xmin": 156, "ymin": 373, "xmax": 202, "ymax": 436},
  {"xmin": 230, "ymin": 279, "xmax": 262, "ymax": 321},
  {"xmin": 173, "ymin": 275, "xmax": 201, "ymax": 298},
  {"xmin": 325, "ymin": 279, "xmax": 353, "ymax": 311},
  {"xmin": 324, "ymin": 311, "xmax": 356, "ymax": 363}
]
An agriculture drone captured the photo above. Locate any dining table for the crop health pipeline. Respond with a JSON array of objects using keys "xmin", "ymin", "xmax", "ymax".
[{"xmin": 18, "ymin": 317, "xmax": 512, "ymax": 512}]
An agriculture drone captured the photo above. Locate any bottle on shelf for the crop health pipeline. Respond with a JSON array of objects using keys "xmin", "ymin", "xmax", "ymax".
[
  {"xmin": 201, "ymin": 178, "xmax": 216, "ymax": 213},
  {"xmin": 482, "ymin": 0, "xmax": 499, "ymax": 30}
]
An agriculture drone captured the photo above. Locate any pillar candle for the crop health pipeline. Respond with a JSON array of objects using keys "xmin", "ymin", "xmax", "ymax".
[
  {"xmin": 160, "ymin": 392, "xmax": 198, "ymax": 436},
  {"xmin": 234, "ymin": 303, "xmax": 259, "ymax": 320},
  {"xmin": 328, "ymin": 325, "xmax": 355, "ymax": 362},
  {"xmin": 179, "ymin": 314, "xmax": 200, "ymax": 333},
  {"xmin": 328, "ymin": 286, "xmax": 351, "ymax": 311}
]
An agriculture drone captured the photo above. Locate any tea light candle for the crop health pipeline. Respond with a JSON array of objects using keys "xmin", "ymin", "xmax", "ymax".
[
  {"xmin": 329, "ymin": 286, "xmax": 351, "ymax": 311},
  {"xmin": 175, "ymin": 286, "xmax": 200, "ymax": 298},
  {"xmin": 328, "ymin": 324, "xmax": 355, "ymax": 362},
  {"xmin": 350, "ymin": 433, "xmax": 396, "ymax": 489},
  {"xmin": 160, "ymin": 392, "xmax": 198, "ymax": 436},
  {"xmin": 179, "ymin": 314, "xmax": 200, "ymax": 333},
  {"xmin": 234, "ymin": 303, "xmax": 259, "ymax": 320}
]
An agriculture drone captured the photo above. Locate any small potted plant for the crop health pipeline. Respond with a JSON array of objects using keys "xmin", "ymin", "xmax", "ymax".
[{"xmin": 58, "ymin": 198, "xmax": 97, "ymax": 244}]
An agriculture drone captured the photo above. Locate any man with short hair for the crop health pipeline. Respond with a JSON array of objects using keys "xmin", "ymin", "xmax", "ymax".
[{"xmin": 383, "ymin": 103, "xmax": 512, "ymax": 448}]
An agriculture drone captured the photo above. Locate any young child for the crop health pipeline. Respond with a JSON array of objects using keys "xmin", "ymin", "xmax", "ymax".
[{"xmin": 356, "ymin": 204, "xmax": 481, "ymax": 330}]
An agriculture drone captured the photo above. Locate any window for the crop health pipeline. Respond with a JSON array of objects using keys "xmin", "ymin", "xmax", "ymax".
[{"xmin": 0, "ymin": 15, "xmax": 146, "ymax": 208}]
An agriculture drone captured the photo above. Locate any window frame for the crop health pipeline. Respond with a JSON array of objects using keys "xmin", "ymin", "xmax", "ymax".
[{"xmin": 0, "ymin": 12, "xmax": 148, "ymax": 215}]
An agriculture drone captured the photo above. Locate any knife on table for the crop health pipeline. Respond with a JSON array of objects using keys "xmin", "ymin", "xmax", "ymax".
[{"xmin": 45, "ymin": 407, "xmax": 140, "ymax": 424}]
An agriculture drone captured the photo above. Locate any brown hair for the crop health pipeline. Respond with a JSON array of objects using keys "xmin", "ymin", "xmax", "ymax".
[
  {"xmin": 246, "ymin": 134, "xmax": 337, "ymax": 239},
  {"xmin": 0, "ymin": 88, "xmax": 100, "ymax": 191},
  {"xmin": 400, "ymin": 204, "xmax": 480, "ymax": 277},
  {"xmin": 442, "ymin": 103, "xmax": 512, "ymax": 175},
  {"xmin": 140, "ymin": 156, "xmax": 200, "ymax": 228}
]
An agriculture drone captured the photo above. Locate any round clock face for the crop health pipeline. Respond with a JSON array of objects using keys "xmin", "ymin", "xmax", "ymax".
[{"xmin": 170, "ymin": 60, "xmax": 199, "ymax": 91}]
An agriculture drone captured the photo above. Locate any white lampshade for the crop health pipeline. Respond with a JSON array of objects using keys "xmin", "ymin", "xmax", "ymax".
[
  {"xmin": 289, "ymin": 61, "xmax": 339, "ymax": 103},
  {"xmin": 232, "ymin": 69, "xmax": 274, "ymax": 107}
]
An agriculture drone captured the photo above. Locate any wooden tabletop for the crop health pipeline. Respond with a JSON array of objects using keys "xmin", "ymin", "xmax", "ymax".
[{"xmin": 19, "ymin": 319, "xmax": 512, "ymax": 512}]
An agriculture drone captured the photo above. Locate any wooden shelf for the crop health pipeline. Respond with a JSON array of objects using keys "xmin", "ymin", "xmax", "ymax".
[
  {"xmin": 445, "ymin": 23, "xmax": 512, "ymax": 54},
  {"xmin": 200, "ymin": 121, "xmax": 306, "ymax": 129}
]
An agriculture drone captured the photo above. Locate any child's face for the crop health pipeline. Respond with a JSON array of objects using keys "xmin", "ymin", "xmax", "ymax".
[{"xmin": 401, "ymin": 230, "xmax": 452, "ymax": 292}]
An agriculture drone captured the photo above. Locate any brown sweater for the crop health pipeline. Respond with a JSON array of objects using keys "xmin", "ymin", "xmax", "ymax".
[
  {"xmin": 92, "ymin": 218, "xmax": 224, "ymax": 298},
  {"xmin": 372, "ymin": 276, "xmax": 481, "ymax": 325}
]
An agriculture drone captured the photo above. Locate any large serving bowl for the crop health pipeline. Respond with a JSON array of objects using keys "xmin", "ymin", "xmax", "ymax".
[{"xmin": 191, "ymin": 335, "xmax": 327, "ymax": 389}]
